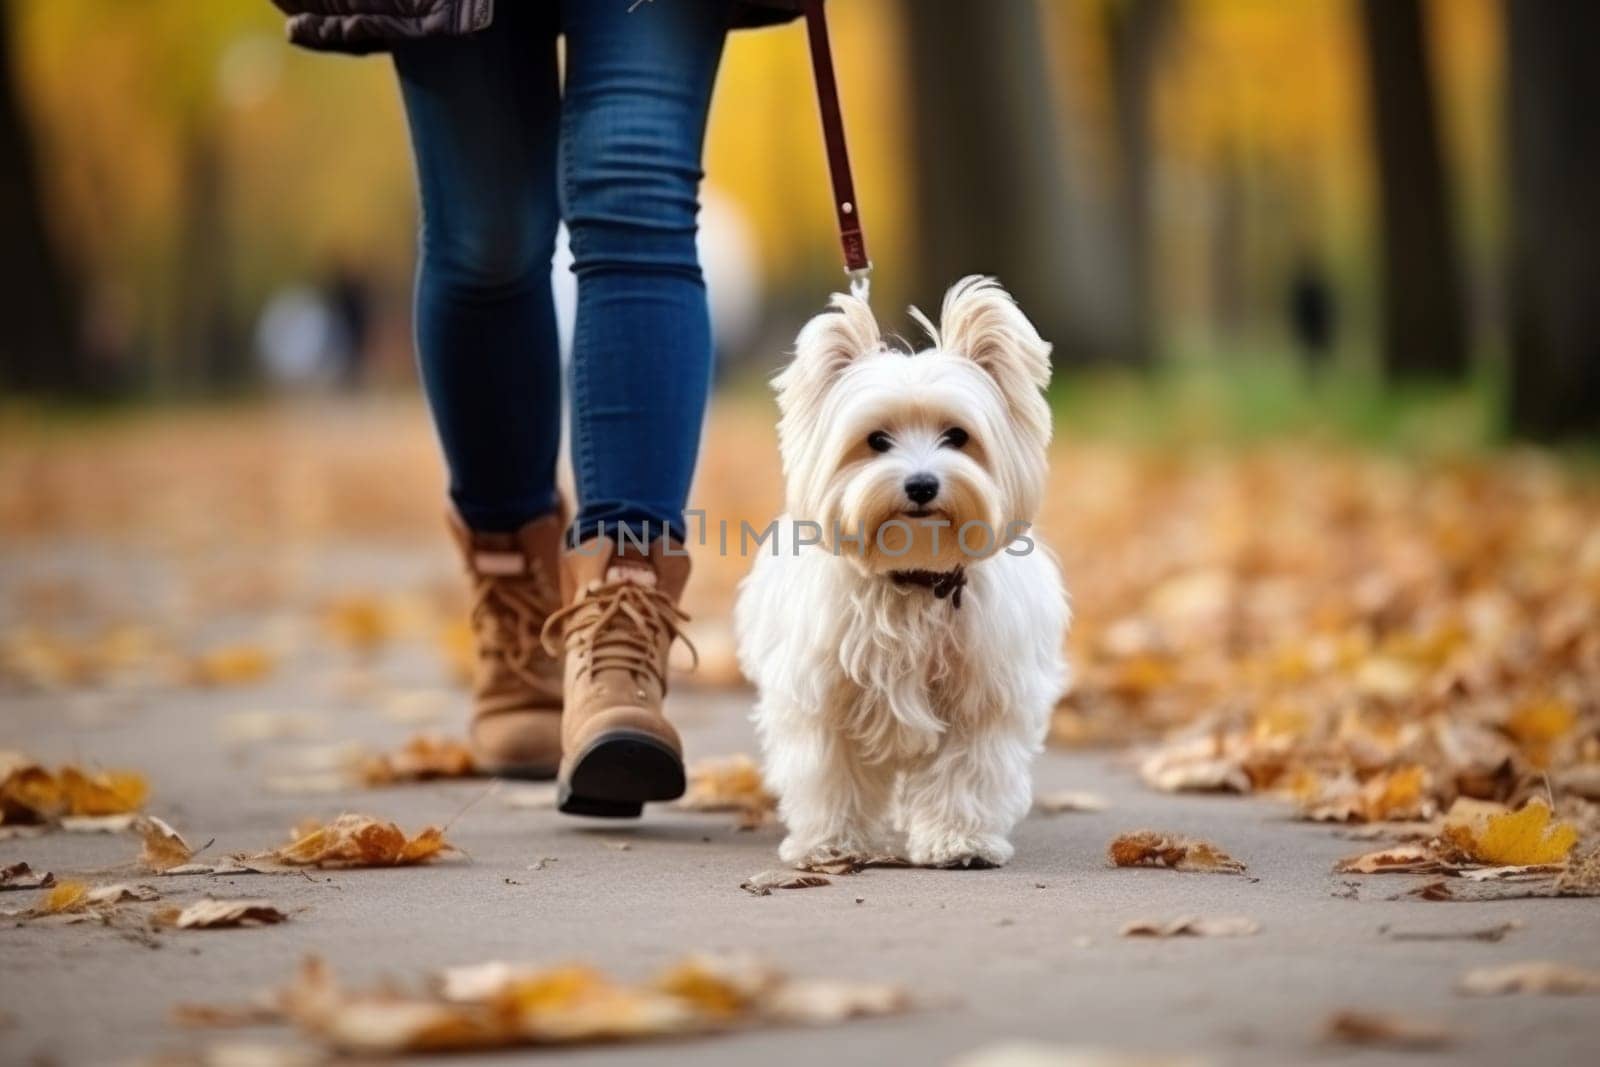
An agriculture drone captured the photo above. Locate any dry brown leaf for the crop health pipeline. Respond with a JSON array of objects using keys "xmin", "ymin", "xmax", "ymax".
[
  {"xmin": 740, "ymin": 870, "xmax": 831, "ymax": 896},
  {"xmin": 162, "ymin": 898, "xmax": 288, "ymax": 929},
  {"xmin": 678, "ymin": 754, "xmax": 776, "ymax": 824},
  {"xmin": 1120, "ymin": 915, "xmax": 1259, "ymax": 938},
  {"xmin": 1323, "ymin": 1010, "xmax": 1453, "ymax": 1050},
  {"xmin": 0, "ymin": 753, "xmax": 147, "ymax": 823},
  {"xmin": 1137, "ymin": 737, "xmax": 1250, "ymax": 794},
  {"xmin": 357, "ymin": 734, "xmax": 476, "ymax": 786},
  {"xmin": 135, "ymin": 814, "xmax": 196, "ymax": 872},
  {"xmin": 87, "ymin": 882, "xmax": 160, "ymax": 904},
  {"xmin": 759, "ymin": 979, "xmax": 910, "ymax": 1025},
  {"xmin": 1333, "ymin": 843, "xmax": 1445, "ymax": 875},
  {"xmin": 273, "ymin": 953, "xmax": 905, "ymax": 1054},
  {"xmin": 1554, "ymin": 844, "xmax": 1600, "ymax": 896},
  {"xmin": 1457, "ymin": 961, "xmax": 1600, "ymax": 996},
  {"xmin": 794, "ymin": 854, "xmax": 910, "ymax": 875},
  {"xmin": 253, "ymin": 814, "xmax": 457, "ymax": 869},
  {"xmin": 1034, "ymin": 791, "xmax": 1110, "ymax": 814},
  {"xmin": 1107, "ymin": 831, "xmax": 1246, "ymax": 874},
  {"xmin": 0, "ymin": 861, "xmax": 53, "ymax": 891},
  {"xmin": 653, "ymin": 954, "xmax": 782, "ymax": 1018}
]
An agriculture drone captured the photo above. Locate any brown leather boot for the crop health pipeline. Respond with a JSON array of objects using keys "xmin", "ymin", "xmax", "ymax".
[
  {"xmin": 449, "ymin": 509, "xmax": 565, "ymax": 779},
  {"xmin": 540, "ymin": 536, "xmax": 695, "ymax": 817}
]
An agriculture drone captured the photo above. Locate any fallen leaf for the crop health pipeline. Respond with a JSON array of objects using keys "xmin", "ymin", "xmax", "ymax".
[
  {"xmin": 272, "ymin": 953, "xmax": 906, "ymax": 1054},
  {"xmin": 654, "ymin": 954, "xmax": 781, "ymax": 1018},
  {"xmin": 740, "ymin": 870, "xmax": 831, "ymax": 896},
  {"xmin": 251, "ymin": 814, "xmax": 457, "ymax": 868},
  {"xmin": 1333, "ymin": 843, "xmax": 1445, "ymax": 875},
  {"xmin": 795, "ymin": 854, "xmax": 909, "ymax": 875},
  {"xmin": 1441, "ymin": 799, "xmax": 1578, "ymax": 867},
  {"xmin": 1120, "ymin": 916, "xmax": 1259, "ymax": 938},
  {"xmin": 135, "ymin": 814, "xmax": 196, "ymax": 872},
  {"xmin": 1034, "ymin": 791, "xmax": 1110, "ymax": 814},
  {"xmin": 0, "ymin": 754, "xmax": 148, "ymax": 823},
  {"xmin": 1553, "ymin": 844, "xmax": 1600, "ymax": 896},
  {"xmin": 162, "ymin": 898, "xmax": 288, "ymax": 929},
  {"xmin": 678, "ymin": 754, "xmax": 776, "ymax": 826},
  {"xmin": 87, "ymin": 882, "xmax": 160, "ymax": 904},
  {"xmin": 1457, "ymin": 961, "xmax": 1600, "ymax": 996},
  {"xmin": 41, "ymin": 880, "xmax": 90, "ymax": 913},
  {"xmin": 357, "ymin": 734, "xmax": 476, "ymax": 786},
  {"xmin": 1137, "ymin": 737, "xmax": 1250, "ymax": 794},
  {"xmin": 1107, "ymin": 831, "xmax": 1246, "ymax": 874},
  {"xmin": 759, "ymin": 979, "xmax": 910, "ymax": 1025},
  {"xmin": 0, "ymin": 861, "xmax": 53, "ymax": 890},
  {"xmin": 1323, "ymin": 1010, "xmax": 1453, "ymax": 1050}
]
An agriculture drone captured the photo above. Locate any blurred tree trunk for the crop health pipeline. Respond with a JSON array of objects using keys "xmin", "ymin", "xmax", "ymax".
[
  {"xmin": 1506, "ymin": 0, "xmax": 1600, "ymax": 439},
  {"xmin": 171, "ymin": 118, "xmax": 242, "ymax": 389},
  {"xmin": 1105, "ymin": 0, "xmax": 1172, "ymax": 369},
  {"xmin": 903, "ymin": 0, "xmax": 1125, "ymax": 363},
  {"xmin": 0, "ymin": 0, "xmax": 85, "ymax": 392},
  {"xmin": 1360, "ymin": 0, "xmax": 1468, "ymax": 379}
]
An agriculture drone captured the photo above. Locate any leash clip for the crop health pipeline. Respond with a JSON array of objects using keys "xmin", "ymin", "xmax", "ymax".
[{"xmin": 847, "ymin": 264, "xmax": 873, "ymax": 304}]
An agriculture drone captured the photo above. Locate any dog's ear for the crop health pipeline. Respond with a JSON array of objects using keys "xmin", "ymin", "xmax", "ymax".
[
  {"xmin": 934, "ymin": 275, "xmax": 1052, "ymax": 442},
  {"xmin": 935, "ymin": 275, "xmax": 1052, "ymax": 392},
  {"xmin": 773, "ymin": 291, "xmax": 880, "ymax": 415}
]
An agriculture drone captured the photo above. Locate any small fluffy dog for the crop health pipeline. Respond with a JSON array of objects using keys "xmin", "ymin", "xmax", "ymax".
[{"xmin": 736, "ymin": 276, "xmax": 1069, "ymax": 869}]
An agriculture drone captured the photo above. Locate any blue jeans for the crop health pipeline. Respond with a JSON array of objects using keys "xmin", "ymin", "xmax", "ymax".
[{"xmin": 394, "ymin": 1, "xmax": 728, "ymax": 543}]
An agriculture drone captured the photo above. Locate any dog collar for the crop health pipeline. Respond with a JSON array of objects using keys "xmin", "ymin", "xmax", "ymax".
[{"xmin": 888, "ymin": 566, "xmax": 967, "ymax": 609}]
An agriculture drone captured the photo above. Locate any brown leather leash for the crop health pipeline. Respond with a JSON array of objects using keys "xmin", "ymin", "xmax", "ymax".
[{"xmin": 801, "ymin": 0, "xmax": 872, "ymax": 301}]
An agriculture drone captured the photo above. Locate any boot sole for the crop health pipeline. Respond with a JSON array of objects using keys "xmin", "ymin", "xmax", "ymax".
[{"xmin": 557, "ymin": 730, "xmax": 686, "ymax": 818}]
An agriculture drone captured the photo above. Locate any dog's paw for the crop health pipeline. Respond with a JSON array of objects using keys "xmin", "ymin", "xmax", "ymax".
[{"xmin": 907, "ymin": 831, "xmax": 1013, "ymax": 870}]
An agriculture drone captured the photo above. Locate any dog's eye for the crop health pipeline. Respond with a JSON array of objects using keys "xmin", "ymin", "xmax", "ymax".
[
  {"xmin": 866, "ymin": 431, "xmax": 893, "ymax": 453},
  {"xmin": 940, "ymin": 427, "xmax": 969, "ymax": 449}
]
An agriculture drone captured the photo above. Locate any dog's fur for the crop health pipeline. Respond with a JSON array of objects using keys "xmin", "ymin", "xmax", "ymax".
[{"xmin": 735, "ymin": 276, "xmax": 1070, "ymax": 869}]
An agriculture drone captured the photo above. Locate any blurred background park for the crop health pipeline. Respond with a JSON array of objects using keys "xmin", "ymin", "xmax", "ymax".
[
  {"xmin": 2, "ymin": 0, "xmax": 1595, "ymax": 436},
  {"xmin": 0, "ymin": 0, "xmax": 1597, "ymax": 737}
]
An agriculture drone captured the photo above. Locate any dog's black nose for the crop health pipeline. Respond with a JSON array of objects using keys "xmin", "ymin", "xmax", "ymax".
[{"xmin": 904, "ymin": 473, "xmax": 940, "ymax": 505}]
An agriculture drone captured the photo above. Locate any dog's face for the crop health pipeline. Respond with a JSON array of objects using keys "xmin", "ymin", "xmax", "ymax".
[{"xmin": 774, "ymin": 276, "xmax": 1053, "ymax": 574}]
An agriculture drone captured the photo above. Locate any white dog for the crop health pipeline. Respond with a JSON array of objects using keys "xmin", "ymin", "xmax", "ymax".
[{"xmin": 735, "ymin": 276, "xmax": 1070, "ymax": 870}]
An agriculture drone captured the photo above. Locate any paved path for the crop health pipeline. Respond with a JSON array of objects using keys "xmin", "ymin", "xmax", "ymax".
[{"xmin": 2, "ymin": 547, "xmax": 1597, "ymax": 1066}]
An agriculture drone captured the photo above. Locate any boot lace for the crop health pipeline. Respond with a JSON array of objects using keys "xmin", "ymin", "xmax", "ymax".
[
  {"xmin": 540, "ymin": 578, "xmax": 698, "ymax": 686},
  {"xmin": 470, "ymin": 571, "xmax": 555, "ymax": 689}
]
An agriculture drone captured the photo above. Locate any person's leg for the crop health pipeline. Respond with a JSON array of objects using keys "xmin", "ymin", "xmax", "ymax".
[
  {"xmin": 542, "ymin": 1, "xmax": 729, "ymax": 816},
  {"xmin": 394, "ymin": 4, "xmax": 563, "ymax": 532},
  {"xmin": 394, "ymin": 8, "xmax": 567, "ymax": 779},
  {"xmin": 559, "ymin": 0, "xmax": 730, "ymax": 546}
]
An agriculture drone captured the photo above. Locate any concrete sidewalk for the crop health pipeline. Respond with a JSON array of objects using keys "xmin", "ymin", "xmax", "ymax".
[{"xmin": 2, "ymin": 548, "xmax": 1597, "ymax": 1066}]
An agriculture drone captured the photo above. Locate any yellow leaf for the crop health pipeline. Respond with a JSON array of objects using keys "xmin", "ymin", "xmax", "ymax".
[
  {"xmin": 59, "ymin": 766, "xmax": 148, "ymax": 816},
  {"xmin": 42, "ymin": 880, "xmax": 89, "ymax": 913},
  {"xmin": 1444, "ymin": 800, "xmax": 1578, "ymax": 867}
]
